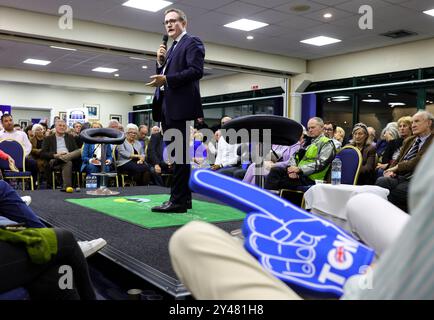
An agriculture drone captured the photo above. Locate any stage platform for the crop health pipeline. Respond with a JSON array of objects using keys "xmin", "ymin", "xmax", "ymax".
[{"xmin": 18, "ymin": 186, "xmax": 244, "ymax": 299}]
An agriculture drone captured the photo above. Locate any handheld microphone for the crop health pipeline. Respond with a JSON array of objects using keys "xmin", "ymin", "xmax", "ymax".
[{"xmin": 159, "ymin": 34, "xmax": 169, "ymax": 64}]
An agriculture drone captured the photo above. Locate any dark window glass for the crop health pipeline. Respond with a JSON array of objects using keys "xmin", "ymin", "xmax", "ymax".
[
  {"xmin": 425, "ymin": 88, "xmax": 434, "ymax": 115},
  {"xmin": 320, "ymin": 95, "xmax": 353, "ymax": 143},
  {"xmin": 358, "ymin": 91, "xmax": 417, "ymax": 137}
]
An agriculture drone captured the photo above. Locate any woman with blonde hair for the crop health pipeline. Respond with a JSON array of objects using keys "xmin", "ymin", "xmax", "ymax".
[
  {"xmin": 334, "ymin": 126, "xmax": 345, "ymax": 144},
  {"xmin": 347, "ymin": 123, "xmax": 376, "ymax": 185}
]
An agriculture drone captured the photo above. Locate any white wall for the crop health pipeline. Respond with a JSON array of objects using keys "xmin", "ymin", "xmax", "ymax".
[
  {"xmin": 308, "ymin": 38, "xmax": 434, "ymax": 82},
  {"xmin": 201, "ymin": 73, "xmax": 285, "ymax": 97},
  {"xmin": 10, "ymin": 108, "xmax": 51, "ymax": 127},
  {"xmin": 0, "ymin": 82, "xmax": 133, "ymax": 127}
]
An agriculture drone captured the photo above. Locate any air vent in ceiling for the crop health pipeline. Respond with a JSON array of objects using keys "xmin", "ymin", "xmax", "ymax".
[{"xmin": 380, "ymin": 29, "xmax": 418, "ymax": 39}]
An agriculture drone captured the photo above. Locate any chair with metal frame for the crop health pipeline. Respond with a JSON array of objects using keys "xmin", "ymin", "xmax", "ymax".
[
  {"xmin": 279, "ymin": 145, "xmax": 363, "ymax": 207},
  {"xmin": 0, "ymin": 139, "xmax": 34, "ymax": 191}
]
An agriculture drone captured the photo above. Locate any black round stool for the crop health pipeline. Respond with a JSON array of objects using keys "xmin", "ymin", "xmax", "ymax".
[
  {"xmin": 80, "ymin": 128, "xmax": 125, "ymax": 195},
  {"xmin": 221, "ymin": 115, "xmax": 303, "ymax": 187}
]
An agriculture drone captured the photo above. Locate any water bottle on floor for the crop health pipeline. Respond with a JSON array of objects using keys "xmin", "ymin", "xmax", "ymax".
[{"xmin": 331, "ymin": 158, "xmax": 342, "ymax": 185}]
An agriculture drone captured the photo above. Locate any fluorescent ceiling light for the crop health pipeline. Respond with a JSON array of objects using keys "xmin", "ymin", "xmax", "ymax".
[
  {"xmin": 362, "ymin": 99, "xmax": 381, "ymax": 103},
  {"xmin": 92, "ymin": 67, "xmax": 118, "ymax": 73},
  {"xmin": 423, "ymin": 9, "xmax": 434, "ymax": 17},
  {"xmin": 333, "ymin": 98, "xmax": 350, "ymax": 102},
  {"xmin": 389, "ymin": 102, "xmax": 405, "ymax": 108},
  {"xmin": 332, "ymin": 96, "xmax": 350, "ymax": 99},
  {"xmin": 142, "ymin": 65, "xmax": 148, "ymax": 69},
  {"xmin": 224, "ymin": 19, "xmax": 268, "ymax": 32},
  {"xmin": 122, "ymin": 0, "xmax": 172, "ymax": 13},
  {"xmin": 246, "ymin": 35, "xmax": 254, "ymax": 40},
  {"xmin": 114, "ymin": 74, "xmax": 120, "ymax": 77},
  {"xmin": 300, "ymin": 36, "xmax": 341, "ymax": 46},
  {"xmin": 130, "ymin": 57, "xmax": 148, "ymax": 61},
  {"xmin": 323, "ymin": 13, "xmax": 333, "ymax": 19},
  {"xmin": 50, "ymin": 46, "xmax": 77, "ymax": 51},
  {"xmin": 23, "ymin": 58, "xmax": 51, "ymax": 66}
]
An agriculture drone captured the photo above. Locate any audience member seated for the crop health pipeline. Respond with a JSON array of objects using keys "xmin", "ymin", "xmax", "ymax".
[
  {"xmin": 71, "ymin": 122, "xmax": 84, "ymax": 148},
  {"xmin": 0, "ymin": 150, "xmax": 19, "ymax": 180},
  {"xmin": 210, "ymin": 129, "xmax": 240, "ymax": 176},
  {"xmin": 146, "ymin": 131, "xmax": 173, "ymax": 186},
  {"xmin": 242, "ymin": 141, "xmax": 301, "ymax": 186},
  {"xmin": 0, "ymin": 227, "xmax": 97, "ymax": 300},
  {"xmin": 265, "ymin": 117, "xmax": 335, "ymax": 190},
  {"xmin": 168, "ymin": 140, "xmax": 434, "ymax": 300},
  {"xmin": 323, "ymin": 121, "xmax": 342, "ymax": 150},
  {"xmin": 80, "ymin": 122, "xmax": 113, "ymax": 186},
  {"xmin": 376, "ymin": 123, "xmax": 402, "ymax": 176},
  {"xmin": 334, "ymin": 126, "xmax": 346, "ymax": 145},
  {"xmin": 138, "ymin": 124, "xmax": 150, "ymax": 154},
  {"xmin": 346, "ymin": 123, "xmax": 376, "ymax": 185},
  {"xmin": 0, "ymin": 180, "xmax": 107, "ymax": 299},
  {"xmin": 190, "ymin": 129, "xmax": 209, "ymax": 169},
  {"xmin": 24, "ymin": 124, "xmax": 34, "ymax": 140},
  {"xmin": 375, "ymin": 110, "xmax": 433, "ymax": 212},
  {"xmin": 40, "ymin": 119, "xmax": 81, "ymax": 191},
  {"xmin": 107, "ymin": 119, "xmax": 121, "ymax": 131},
  {"xmin": 367, "ymin": 126, "xmax": 377, "ymax": 147},
  {"xmin": 116, "ymin": 123, "xmax": 151, "ymax": 186},
  {"xmin": 194, "ymin": 117, "xmax": 209, "ymax": 131},
  {"xmin": 0, "ymin": 114, "xmax": 38, "ymax": 186},
  {"xmin": 29, "ymin": 124, "xmax": 47, "ymax": 183},
  {"xmin": 150, "ymin": 125, "xmax": 160, "ymax": 135}
]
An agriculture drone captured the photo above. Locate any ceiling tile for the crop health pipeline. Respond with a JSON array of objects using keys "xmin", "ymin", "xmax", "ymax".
[
  {"xmin": 215, "ymin": 2, "xmax": 267, "ymax": 17},
  {"xmin": 177, "ymin": 0, "xmax": 235, "ymax": 10},
  {"xmin": 274, "ymin": 0, "xmax": 327, "ymax": 15},
  {"xmin": 240, "ymin": 0, "xmax": 293, "ymax": 9}
]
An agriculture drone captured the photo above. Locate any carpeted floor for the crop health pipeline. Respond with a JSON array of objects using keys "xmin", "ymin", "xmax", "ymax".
[
  {"xmin": 19, "ymin": 186, "xmax": 244, "ymax": 285},
  {"xmin": 66, "ymin": 194, "xmax": 245, "ymax": 229}
]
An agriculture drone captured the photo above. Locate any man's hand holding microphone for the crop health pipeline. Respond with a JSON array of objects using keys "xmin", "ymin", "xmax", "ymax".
[{"xmin": 146, "ymin": 34, "xmax": 168, "ymax": 87}]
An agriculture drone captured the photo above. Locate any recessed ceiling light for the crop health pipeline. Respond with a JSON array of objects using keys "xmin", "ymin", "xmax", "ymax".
[
  {"xmin": 246, "ymin": 35, "xmax": 254, "ymax": 40},
  {"xmin": 23, "ymin": 58, "xmax": 51, "ymax": 66},
  {"xmin": 114, "ymin": 74, "xmax": 120, "ymax": 77},
  {"xmin": 362, "ymin": 99, "xmax": 381, "ymax": 103},
  {"xmin": 50, "ymin": 46, "xmax": 77, "ymax": 51},
  {"xmin": 323, "ymin": 13, "xmax": 333, "ymax": 19},
  {"xmin": 142, "ymin": 65, "xmax": 148, "ymax": 69},
  {"xmin": 92, "ymin": 67, "xmax": 118, "ymax": 73},
  {"xmin": 224, "ymin": 19, "xmax": 268, "ymax": 32},
  {"xmin": 122, "ymin": 0, "xmax": 172, "ymax": 13},
  {"xmin": 332, "ymin": 96, "xmax": 350, "ymax": 99},
  {"xmin": 300, "ymin": 36, "xmax": 341, "ymax": 46},
  {"xmin": 423, "ymin": 9, "xmax": 434, "ymax": 17}
]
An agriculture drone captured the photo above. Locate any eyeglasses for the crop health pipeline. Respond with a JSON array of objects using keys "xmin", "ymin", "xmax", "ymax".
[{"xmin": 163, "ymin": 18, "xmax": 181, "ymax": 26}]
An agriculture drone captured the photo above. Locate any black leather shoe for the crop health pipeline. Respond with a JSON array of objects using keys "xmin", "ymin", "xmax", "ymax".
[
  {"xmin": 151, "ymin": 201, "xmax": 187, "ymax": 213},
  {"xmin": 161, "ymin": 200, "xmax": 192, "ymax": 210}
]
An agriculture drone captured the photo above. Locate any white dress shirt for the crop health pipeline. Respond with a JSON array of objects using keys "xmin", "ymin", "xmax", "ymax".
[{"xmin": 0, "ymin": 129, "xmax": 32, "ymax": 156}]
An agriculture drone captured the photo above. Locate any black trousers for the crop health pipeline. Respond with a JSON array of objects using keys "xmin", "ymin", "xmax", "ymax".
[
  {"xmin": 264, "ymin": 166, "xmax": 314, "ymax": 190},
  {"xmin": 375, "ymin": 175, "xmax": 409, "ymax": 212},
  {"xmin": 0, "ymin": 229, "xmax": 96, "ymax": 300},
  {"xmin": 161, "ymin": 104, "xmax": 191, "ymax": 205}
]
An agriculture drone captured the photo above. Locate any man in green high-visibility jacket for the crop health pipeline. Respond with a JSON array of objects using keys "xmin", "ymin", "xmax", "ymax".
[{"xmin": 265, "ymin": 117, "xmax": 336, "ymax": 189}]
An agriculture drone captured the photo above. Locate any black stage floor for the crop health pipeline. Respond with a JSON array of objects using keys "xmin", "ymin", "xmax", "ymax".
[{"xmin": 18, "ymin": 186, "xmax": 243, "ymax": 298}]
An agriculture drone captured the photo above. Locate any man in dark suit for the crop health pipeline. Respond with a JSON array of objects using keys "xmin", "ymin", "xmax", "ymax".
[
  {"xmin": 147, "ymin": 8, "xmax": 205, "ymax": 213},
  {"xmin": 40, "ymin": 120, "xmax": 80, "ymax": 191},
  {"xmin": 146, "ymin": 132, "xmax": 174, "ymax": 186},
  {"xmin": 376, "ymin": 110, "xmax": 433, "ymax": 212}
]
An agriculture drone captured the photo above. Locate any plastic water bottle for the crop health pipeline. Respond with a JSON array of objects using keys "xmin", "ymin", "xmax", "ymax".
[
  {"xmin": 331, "ymin": 158, "xmax": 342, "ymax": 185},
  {"xmin": 86, "ymin": 175, "xmax": 98, "ymax": 189}
]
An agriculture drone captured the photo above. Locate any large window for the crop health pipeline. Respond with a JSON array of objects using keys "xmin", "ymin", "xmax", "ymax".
[
  {"xmin": 426, "ymin": 88, "xmax": 434, "ymax": 115},
  {"xmin": 320, "ymin": 95, "xmax": 353, "ymax": 142},
  {"xmin": 358, "ymin": 91, "xmax": 417, "ymax": 137}
]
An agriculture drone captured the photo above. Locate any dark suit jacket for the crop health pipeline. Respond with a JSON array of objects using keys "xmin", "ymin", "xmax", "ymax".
[
  {"xmin": 395, "ymin": 134, "xmax": 433, "ymax": 175},
  {"xmin": 40, "ymin": 133, "xmax": 79, "ymax": 160},
  {"xmin": 152, "ymin": 33, "xmax": 205, "ymax": 122}
]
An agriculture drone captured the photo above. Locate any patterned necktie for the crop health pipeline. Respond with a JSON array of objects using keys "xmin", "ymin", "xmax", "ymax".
[{"xmin": 403, "ymin": 137, "xmax": 421, "ymax": 161}]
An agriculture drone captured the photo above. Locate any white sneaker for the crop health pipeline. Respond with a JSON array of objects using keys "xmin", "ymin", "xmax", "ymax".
[
  {"xmin": 77, "ymin": 238, "xmax": 107, "ymax": 258},
  {"xmin": 21, "ymin": 196, "xmax": 32, "ymax": 206}
]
